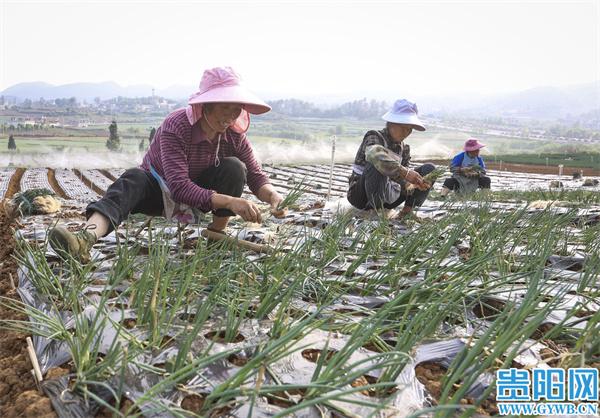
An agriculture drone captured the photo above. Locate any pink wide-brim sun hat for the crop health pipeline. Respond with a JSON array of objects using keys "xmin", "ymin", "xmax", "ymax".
[
  {"xmin": 464, "ymin": 138, "xmax": 486, "ymax": 152},
  {"xmin": 187, "ymin": 66, "xmax": 271, "ymax": 133}
]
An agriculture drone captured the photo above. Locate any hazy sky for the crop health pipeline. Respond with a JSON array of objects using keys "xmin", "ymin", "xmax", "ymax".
[{"xmin": 0, "ymin": 0, "xmax": 598, "ymax": 98}]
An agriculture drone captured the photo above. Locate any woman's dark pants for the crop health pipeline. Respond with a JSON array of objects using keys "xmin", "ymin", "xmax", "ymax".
[
  {"xmin": 442, "ymin": 176, "xmax": 491, "ymax": 191},
  {"xmin": 86, "ymin": 157, "xmax": 247, "ymax": 234},
  {"xmin": 347, "ymin": 163, "xmax": 436, "ymax": 210}
]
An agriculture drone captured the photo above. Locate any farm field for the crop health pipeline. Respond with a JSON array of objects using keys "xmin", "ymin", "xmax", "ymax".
[
  {"xmin": 0, "ymin": 136, "xmax": 143, "ymax": 153},
  {"xmin": 492, "ymin": 152, "xmax": 600, "ymax": 171},
  {"xmin": 2, "ymin": 118, "xmax": 599, "ymax": 169},
  {"xmin": 1, "ymin": 164, "xmax": 599, "ymax": 417}
]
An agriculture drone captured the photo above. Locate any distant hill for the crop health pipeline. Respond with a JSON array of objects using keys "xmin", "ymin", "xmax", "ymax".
[
  {"xmin": 479, "ymin": 82, "xmax": 600, "ymax": 118},
  {"xmin": 419, "ymin": 82, "xmax": 600, "ymax": 119},
  {"xmin": 1, "ymin": 81, "xmax": 165, "ymax": 101},
  {"xmin": 157, "ymin": 84, "xmax": 196, "ymax": 100},
  {"xmin": 2, "ymin": 80, "xmax": 599, "ymax": 119}
]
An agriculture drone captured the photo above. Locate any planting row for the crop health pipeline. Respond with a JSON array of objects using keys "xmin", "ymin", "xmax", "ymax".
[
  {"xmin": 3, "ymin": 183, "xmax": 599, "ymax": 417},
  {"xmin": 1, "ymin": 165, "xmax": 600, "ymax": 203},
  {"xmin": 0, "ymin": 168, "xmax": 16, "ymax": 197}
]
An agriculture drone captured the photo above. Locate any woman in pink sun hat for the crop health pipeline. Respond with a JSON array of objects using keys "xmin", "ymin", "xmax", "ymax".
[
  {"xmin": 49, "ymin": 67, "xmax": 284, "ymax": 261},
  {"xmin": 440, "ymin": 138, "xmax": 491, "ymax": 197}
]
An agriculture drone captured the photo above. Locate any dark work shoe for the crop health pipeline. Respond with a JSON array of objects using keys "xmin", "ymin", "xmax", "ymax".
[{"xmin": 49, "ymin": 226, "xmax": 97, "ymax": 263}]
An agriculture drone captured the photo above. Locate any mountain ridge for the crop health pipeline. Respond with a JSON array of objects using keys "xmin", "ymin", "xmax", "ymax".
[{"xmin": 2, "ymin": 81, "xmax": 599, "ymax": 119}]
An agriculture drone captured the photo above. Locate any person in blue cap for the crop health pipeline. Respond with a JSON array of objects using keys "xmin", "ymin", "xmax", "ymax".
[{"xmin": 347, "ymin": 99, "xmax": 436, "ymax": 218}]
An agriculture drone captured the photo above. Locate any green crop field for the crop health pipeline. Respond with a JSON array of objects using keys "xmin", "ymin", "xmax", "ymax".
[
  {"xmin": 0, "ymin": 136, "xmax": 143, "ymax": 153},
  {"xmin": 1, "ymin": 118, "xmax": 599, "ymax": 169},
  {"xmin": 493, "ymin": 152, "xmax": 600, "ymax": 170},
  {"xmin": 3, "ymin": 186, "xmax": 600, "ymax": 417}
]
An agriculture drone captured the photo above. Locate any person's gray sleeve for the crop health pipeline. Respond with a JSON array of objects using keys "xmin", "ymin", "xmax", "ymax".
[{"xmin": 365, "ymin": 144, "xmax": 410, "ymax": 183}]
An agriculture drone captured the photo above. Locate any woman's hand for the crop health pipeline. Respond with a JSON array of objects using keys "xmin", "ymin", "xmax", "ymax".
[
  {"xmin": 228, "ymin": 197, "xmax": 263, "ymax": 223},
  {"xmin": 405, "ymin": 170, "xmax": 430, "ymax": 191},
  {"xmin": 269, "ymin": 191, "xmax": 284, "ymax": 210},
  {"xmin": 268, "ymin": 191, "xmax": 287, "ymax": 218},
  {"xmin": 257, "ymin": 184, "xmax": 284, "ymax": 214}
]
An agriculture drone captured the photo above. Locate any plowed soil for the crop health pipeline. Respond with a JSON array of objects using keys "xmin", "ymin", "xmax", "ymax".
[{"xmin": 0, "ymin": 207, "xmax": 56, "ymax": 417}]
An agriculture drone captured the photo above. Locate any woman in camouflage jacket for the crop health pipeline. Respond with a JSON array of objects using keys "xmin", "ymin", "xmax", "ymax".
[{"xmin": 347, "ymin": 99, "xmax": 436, "ymax": 218}]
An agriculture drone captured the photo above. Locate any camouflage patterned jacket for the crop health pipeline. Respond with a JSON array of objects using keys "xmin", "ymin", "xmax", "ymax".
[{"xmin": 349, "ymin": 128, "xmax": 412, "ymax": 189}]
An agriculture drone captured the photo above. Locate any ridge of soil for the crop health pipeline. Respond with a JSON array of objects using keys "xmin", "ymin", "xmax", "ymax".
[
  {"xmin": 0, "ymin": 207, "xmax": 56, "ymax": 417},
  {"xmin": 99, "ymin": 170, "xmax": 117, "ymax": 182},
  {"xmin": 46, "ymin": 168, "xmax": 69, "ymax": 199},
  {"xmin": 72, "ymin": 169, "xmax": 106, "ymax": 196},
  {"xmin": 5, "ymin": 168, "xmax": 26, "ymax": 199}
]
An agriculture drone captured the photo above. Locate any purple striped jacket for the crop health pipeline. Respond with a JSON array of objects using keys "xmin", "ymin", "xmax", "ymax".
[{"xmin": 141, "ymin": 108, "xmax": 270, "ymax": 212}]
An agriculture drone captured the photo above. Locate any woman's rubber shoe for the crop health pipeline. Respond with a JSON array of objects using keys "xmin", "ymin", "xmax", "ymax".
[{"xmin": 49, "ymin": 226, "xmax": 97, "ymax": 263}]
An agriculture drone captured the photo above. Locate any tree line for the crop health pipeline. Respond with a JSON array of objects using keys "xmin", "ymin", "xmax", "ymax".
[
  {"xmin": 267, "ymin": 98, "xmax": 389, "ymax": 119},
  {"xmin": 546, "ymin": 124, "xmax": 600, "ymax": 141}
]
